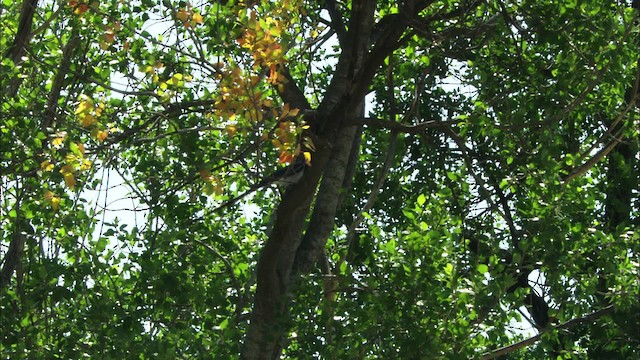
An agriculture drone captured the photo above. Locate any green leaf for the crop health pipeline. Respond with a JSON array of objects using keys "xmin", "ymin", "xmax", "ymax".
[{"xmin": 477, "ymin": 264, "xmax": 489, "ymax": 274}]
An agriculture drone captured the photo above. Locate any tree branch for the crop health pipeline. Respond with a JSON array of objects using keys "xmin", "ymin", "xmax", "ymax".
[
  {"xmin": 324, "ymin": 0, "xmax": 347, "ymax": 45},
  {"xmin": 349, "ymin": 117, "xmax": 463, "ymax": 133},
  {"xmin": 276, "ymin": 65, "xmax": 311, "ymax": 110},
  {"xmin": 5, "ymin": 0, "xmax": 39, "ymax": 96},
  {"xmin": 481, "ymin": 305, "xmax": 614, "ymax": 359},
  {"xmin": 563, "ymin": 66, "xmax": 638, "ymax": 184},
  {"xmin": 292, "ymin": 123, "xmax": 360, "ymax": 276},
  {"xmin": 191, "ymin": 238, "xmax": 245, "ymax": 317},
  {"xmin": 43, "ymin": 35, "xmax": 79, "ymax": 131}
]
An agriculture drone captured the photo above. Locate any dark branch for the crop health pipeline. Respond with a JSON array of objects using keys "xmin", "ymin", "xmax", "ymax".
[
  {"xmin": 276, "ymin": 65, "xmax": 311, "ymax": 110},
  {"xmin": 348, "ymin": 117, "xmax": 463, "ymax": 133},
  {"xmin": 324, "ymin": 0, "xmax": 347, "ymax": 45},
  {"xmin": 481, "ymin": 305, "xmax": 615, "ymax": 359}
]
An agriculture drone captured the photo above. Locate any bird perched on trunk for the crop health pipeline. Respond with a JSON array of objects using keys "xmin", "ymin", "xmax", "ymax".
[{"xmin": 255, "ymin": 155, "xmax": 306, "ymax": 188}]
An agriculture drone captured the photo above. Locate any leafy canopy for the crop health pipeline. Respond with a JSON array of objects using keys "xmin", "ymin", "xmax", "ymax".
[{"xmin": 1, "ymin": 0, "xmax": 639, "ymax": 359}]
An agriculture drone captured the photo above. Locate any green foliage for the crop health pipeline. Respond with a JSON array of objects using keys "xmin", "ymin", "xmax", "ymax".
[{"xmin": 1, "ymin": 0, "xmax": 639, "ymax": 358}]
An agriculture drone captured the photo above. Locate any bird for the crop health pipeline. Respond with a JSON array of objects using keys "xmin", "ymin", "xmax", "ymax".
[
  {"xmin": 214, "ymin": 155, "xmax": 307, "ymax": 212},
  {"xmin": 255, "ymin": 155, "xmax": 306, "ymax": 188}
]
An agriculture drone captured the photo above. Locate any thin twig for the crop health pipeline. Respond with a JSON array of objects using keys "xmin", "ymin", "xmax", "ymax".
[{"xmin": 191, "ymin": 238, "xmax": 244, "ymax": 316}]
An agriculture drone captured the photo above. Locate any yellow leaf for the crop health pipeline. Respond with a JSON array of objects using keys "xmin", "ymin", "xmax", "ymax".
[
  {"xmin": 77, "ymin": 143, "xmax": 86, "ymax": 155},
  {"xmin": 176, "ymin": 9, "xmax": 189, "ymax": 22},
  {"xmin": 40, "ymin": 160, "xmax": 55, "ymax": 172},
  {"xmin": 288, "ymin": 107, "xmax": 300, "ymax": 117},
  {"xmin": 75, "ymin": 99, "xmax": 92, "ymax": 114},
  {"xmin": 104, "ymin": 30, "xmax": 115, "ymax": 44},
  {"xmin": 303, "ymin": 151, "xmax": 312, "ymax": 166},
  {"xmin": 192, "ymin": 12, "xmax": 203, "ymax": 24},
  {"xmin": 52, "ymin": 137, "xmax": 65, "ymax": 148},
  {"xmin": 204, "ymin": 180, "xmax": 223, "ymax": 196},
  {"xmin": 279, "ymin": 151, "xmax": 293, "ymax": 164},
  {"xmin": 270, "ymin": 24, "xmax": 282, "ymax": 37},
  {"xmin": 80, "ymin": 159, "xmax": 92, "ymax": 171},
  {"xmin": 81, "ymin": 114, "xmax": 97, "ymax": 127},
  {"xmin": 281, "ymin": 103, "xmax": 290, "ymax": 119},
  {"xmin": 44, "ymin": 191, "xmax": 60, "ymax": 211},
  {"xmin": 74, "ymin": 3, "xmax": 88, "ymax": 15},
  {"xmin": 51, "ymin": 196, "xmax": 60, "ymax": 211},
  {"xmin": 96, "ymin": 130, "xmax": 109, "ymax": 141},
  {"xmin": 199, "ymin": 169, "xmax": 211, "ymax": 181},
  {"xmin": 60, "ymin": 163, "xmax": 75, "ymax": 174},
  {"xmin": 95, "ymin": 102, "xmax": 105, "ymax": 116},
  {"xmin": 225, "ymin": 125, "xmax": 237, "ymax": 136},
  {"xmin": 63, "ymin": 172, "xmax": 76, "ymax": 189}
]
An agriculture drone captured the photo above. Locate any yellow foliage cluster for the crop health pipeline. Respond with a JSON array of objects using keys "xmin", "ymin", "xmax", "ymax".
[
  {"xmin": 237, "ymin": 12, "xmax": 287, "ymax": 86},
  {"xmin": 75, "ymin": 94, "xmax": 109, "ymax": 141},
  {"xmin": 43, "ymin": 190, "xmax": 61, "ymax": 211},
  {"xmin": 40, "ymin": 132, "xmax": 94, "ymax": 210},
  {"xmin": 40, "ymin": 139, "xmax": 92, "ymax": 191},
  {"xmin": 176, "ymin": 4, "xmax": 204, "ymax": 29},
  {"xmin": 214, "ymin": 66, "xmax": 268, "ymax": 126}
]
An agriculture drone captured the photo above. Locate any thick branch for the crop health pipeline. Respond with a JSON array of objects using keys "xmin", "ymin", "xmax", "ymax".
[
  {"xmin": 317, "ymin": 1, "xmax": 376, "ymax": 118},
  {"xmin": 276, "ymin": 65, "xmax": 311, "ymax": 110},
  {"xmin": 292, "ymin": 123, "xmax": 360, "ymax": 276},
  {"xmin": 5, "ymin": 0, "xmax": 39, "ymax": 96},
  {"xmin": 0, "ymin": 219, "xmax": 25, "ymax": 289},
  {"xmin": 5, "ymin": 0, "xmax": 39, "ymax": 64},
  {"xmin": 564, "ymin": 129, "xmax": 625, "ymax": 183},
  {"xmin": 241, "ymin": 137, "xmax": 332, "ymax": 360},
  {"xmin": 43, "ymin": 35, "xmax": 79, "ymax": 131},
  {"xmin": 324, "ymin": 0, "xmax": 347, "ymax": 45}
]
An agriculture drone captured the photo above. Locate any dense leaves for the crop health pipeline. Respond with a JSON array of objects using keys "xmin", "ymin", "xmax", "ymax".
[{"xmin": 1, "ymin": 0, "xmax": 639, "ymax": 358}]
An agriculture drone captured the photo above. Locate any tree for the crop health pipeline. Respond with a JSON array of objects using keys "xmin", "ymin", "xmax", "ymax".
[{"xmin": 1, "ymin": 0, "xmax": 639, "ymax": 358}]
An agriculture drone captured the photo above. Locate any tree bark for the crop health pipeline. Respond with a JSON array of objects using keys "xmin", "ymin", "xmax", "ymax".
[
  {"xmin": 239, "ymin": 2, "xmax": 450, "ymax": 357},
  {"xmin": 4, "ymin": 0, "xmax": 39, "ymax": 97},
  {"xmin": 292, "ymin": 124, "xmax": 360, "ymax": 276}
]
